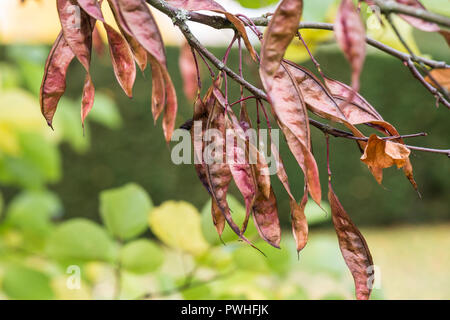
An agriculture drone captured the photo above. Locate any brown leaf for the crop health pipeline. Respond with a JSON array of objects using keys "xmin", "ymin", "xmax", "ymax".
[
  {"xmin": 81, "ymin": 74, "xmax": 95, "ymax": 126},
  {"xmin": 116, "ymin": 0, "xmax": 177, "ymax": 142},
  {"xmin": 284, "ymin": 62, "xmax": 418, "ymax": 190},
  {"xmin": 360, "ymin": 134, "xmax": 411, "ymax": 184},
  {"xmin": 211, "ymin": 199, "xmax": 226, "ymax": 237},
  {"xmin": 229, "ymin": 101, "xmax": 280, "ymax": 248},
  {"xmin": 291, "ymin": 192, "xmax": 308, "ymax": 253},
  {"xmin": 108, "ymin": 0, "xmax": 148, "ymax": 71},
  {"xmin": 259, "ymin": 0, "xmax": 304, "ymax": 87},
  {"xmin": 259, "ymin": 0, "xmax": 320, "ymax": 204},
  {"xmin": 191, "ymin": 93, "xmax": 226, "ymax": 237},
  {"xmin": 395, "ymin": 0, "xmax": 440, "ymax": 32},
  {"xmin": 212, "ymin": 88, "xmax": 258, "ymax": 233},
  {"xmin": 165, "ymin": 0, "xmax": 258, "ymax": 61},
  {"xmin": 239, "ymin": 104, "xmax": 271, "ymax": 200},
  {"xmin": 439, "ymin": 30, "xmax": 450, "ymax": 47},
  {"xmin": 205, "ymin": 101, "xmax": 257, "ymax": 248},
  {"xmin": 77, "ymin": 1, "xmax": 137, "ymax": 98},
  {"xmin": 270, "ymin": 137, "xmax": 308, "ymax": 252},
  {"xmin": 57, "ymin": 0, "xmax": 93, "ymax": 72},
  {"xmin": 179, "ymin": 41, "xmax": 198, "ymax": 101},
  {"xmin": 268, "ymin": 63, "xmax": 322, "ymax": 205},
  {"xmin": 104, "ymin": 23, "xmax": 136, "ymax": 98},
  {"xmin": 252, "ymin": 187, "xmax": 281, "ymax": 249},
  {"xmin": 57, "ymin": 0, "xmax": 97, "ymax": 124},
  {"xmin": 334, "ymin": 0, "xmax": 366, "ymax": 93},
  {"xmin": 40, "ymin": 32, "xmax": 75, "ymax": 128},
  {"xmin": 150, "ymin": 63, "xmax": 166, "ymax": 122},
  {"xmin": 328, "ymin": 183, "xmax": 373, "ymax": 300},
  {"xmin": 77, "ymin": 0, "xmax": 104, "ymax": 21},
  {"xmin": 425, "ymin": 68, "xmax": 450, "ymax": 91},
  {"xmin": 92, "ymin": 25, "xmax": 105, "ymax": 57},
  {"xmin": 226, "ymin": 125, "xmax": 257, "ymax": 233}
]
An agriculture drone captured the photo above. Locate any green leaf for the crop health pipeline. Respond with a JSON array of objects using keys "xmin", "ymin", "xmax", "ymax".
[
  {"xmin": 305, "ymin": 199, "xmax": 331, "ymax": 226},
  {"xmin": 52, "ymin": 98, "xmax": 90, "ymax": 153},
  {"xmin": 258, "ymin": 239, "xmax": 293, "ymax": 275},
  {"xmin": 0, "ymin": 191, "xmax": 3, "ymax": 218},
  {"xmin": 5, "ymin": 190, "xmax": 62, "ymax": 237},
  {"xmin": 149, "ymin": 201, "xmax": 209, "ymax": 256},
  {"xmin": 236, "ymin": 0, "xmax": 279, "ymax": 9},
  {"xmin": 201, "ymin": 195, "xmax": 258, "ymax": 245},
  {"xmin": 100, "ymin": 183, "xmax": 153, "ymax": 241},
  {"xmin": 182, "ymin": 282, "xmax": 211, "ymax": 299},
  {"xmin": 46, "ymin": 218, "xmax": 117, "ymax": 264},
  {"xmin": 232, "ymin": 245, "xmax": 270, "ymax": 273},
  {"xmin": 0, "ymin": 132, "xmax": 61, "ymax": 189},
  {"xmin": 2, "ymin": 265, "xmax": 54, "ymax": 300},
  {"xmin": 120, "ymin": 239, "xmax": 164, "ymax": 274},
  {"xmin": 0, "ymin": 63, "xmax": 20, "ymax": 90},
  {"xmin": 6, "ymin": 45, "xmax": 48, "ymax": 96},
  {"xmin": 88, "ymin": 93, "xmax": 122, "ymax": 130}
]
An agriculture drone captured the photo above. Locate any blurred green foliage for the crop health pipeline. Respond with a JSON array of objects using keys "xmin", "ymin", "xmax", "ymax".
[{"xmin": 0, "ymin": 180, "xmax": 371, "ymax": 300}]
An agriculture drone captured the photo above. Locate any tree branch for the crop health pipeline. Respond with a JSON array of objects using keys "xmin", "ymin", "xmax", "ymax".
[
  {"xmin": 371, "ymin": 0, "xmax": 450, "ymax": 29},
  {"xmin": 147, "ymin": 0, "xmax": 449, "ymax": 158}
]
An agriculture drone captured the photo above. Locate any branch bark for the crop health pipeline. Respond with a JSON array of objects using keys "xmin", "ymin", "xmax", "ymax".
[
  {"xmin": 146, "ymin": 0, "xmax": 449, "ymax": 157},
  {"xmin": 371, "ymin": 0, "xmax": 450, "ymax": 29}
]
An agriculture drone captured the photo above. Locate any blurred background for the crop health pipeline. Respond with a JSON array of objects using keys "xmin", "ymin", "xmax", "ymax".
[{"xmin": 0, "ymin": 0, "xmax": 448, "ymax": 300}]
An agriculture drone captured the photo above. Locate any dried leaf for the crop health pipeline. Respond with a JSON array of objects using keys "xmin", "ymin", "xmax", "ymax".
[
  {"xmin": 190, "ymin": 92, "xmax": 226, "ymax": 238},
  {"xmin": 239, "ymin": 105, "xmax": 272, "ymax": 200},
  {"xmin": 268, "ymin": 64, "xmax": 322, "ymax": 205},
  {"xmin": 252, "ymin": 187, "xmax": 281, "ymax": 249},
  {"xmin": 260, "ymin": 0, "xmax": 304, "ymax": 88},
  {"xmin": 57, "ymin": 0, "xmax": 96, "ymax": 124},
  {"xmin": 77, "ymin": 0, "xmax": 104, "ymax": 20},
  {"xmin": 40, "ymin": 32, "xmax": 75, "ymax": 128},
  {"xmin": 104, "ymin": 23, "xmax": 136, "ymax": 98},
  {"xmin": 395, "ymin": 0, "xmax": 440, "ymax": 32},
  {"xmin": 117, "ymin": 0, "xmax": 177, "ymax": 142},
  {"xmin": 328, "ymin": 183, "xmax": 373, "ymax": 300},
  {"xmin": 271, "ymin": 138, "xmax": 308, "ymax": 252},
  {"xmin": 212, "ymin": 88, "xmax": 258, "ymax": 233},
  {"xmin": 57, "ymin": 0, "xmax": 93, "ymax": 72},
  {"xmin": 334, "ymin": 0, "xmax": 366, "ymax": 93},
  {"xmin": 205, "ymin": 102, "xmax": 256, "ymax": 247},
  {"xmin": 211, "ymin": 199, "xmax": 226, "ymax": 237},
  {"xmin": 150, "ymin": 63, "xmax": 166, "ymax": 122},
  {"xmin": 425, "ymin": 68, "xmax": 450, "ymax": 91},
  {"xmin": 439, "ymin": 30, "xmax": 450, "ymax": 47},
  {"xmin": 108, "ymin": 0, "xmax": 148, "ymax": 71},
  {"xmin": 291, "ymin": 192, "xmax": 308, "ymax": 252},
  {"xmin": 179, "ymin": 41, "xmax": 198, "ymax": 101},
  {"xmin": 92, "ymin": 24, "xmax": 105, "ymax": 57},
  {"xmin": 259, "ymin": 0, "xmax": 321, "ymax": 205},
  {"xmin": 284, "ymin": 62, "xmax": 418, "ymax": 190},
  {"xmin": 81, "ymin": 74, "xmax": 95, "ymax": 127},
  {"xmin": 77, "ymin": 0, "xmax": 136, "ymax": 98},
  {"xmin": 360, "ymin": 134, "xmax": 411, "ymax": 184}
]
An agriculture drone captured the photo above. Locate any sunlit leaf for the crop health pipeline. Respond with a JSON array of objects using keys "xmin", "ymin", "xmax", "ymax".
[
  {"xmin": 5, "ymin": 190, "xmax": 62, "ymax": 237},
  {"xmin": 2, "ymin": 266, "xmax": 54, "ymax": 300},
  {"xmin": 120, "ymin": 239, "xmax": 164, "ymax": 274},
  {"xmin": 100, "ymin": 183, "xmax": 153, "ymax": 241},
  {"xmin": 46, "ymin": 218, "xmax": 117, "ymax": 264},
  {"xmin": 149, "ymin": 201, "xmax": 209, "ymax": 256}
]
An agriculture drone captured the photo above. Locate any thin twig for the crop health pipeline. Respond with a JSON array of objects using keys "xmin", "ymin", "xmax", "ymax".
[
  {"xmin": 371, "ymin": 0, "xmax": 450, "ymax": 29},
  {"xmin": 146, "ymin": 0, "xmax": 449, "ymax": 158},
  {"xmin": 386, "ymin": 14, "xmax": 450, "ymax": 106}
]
